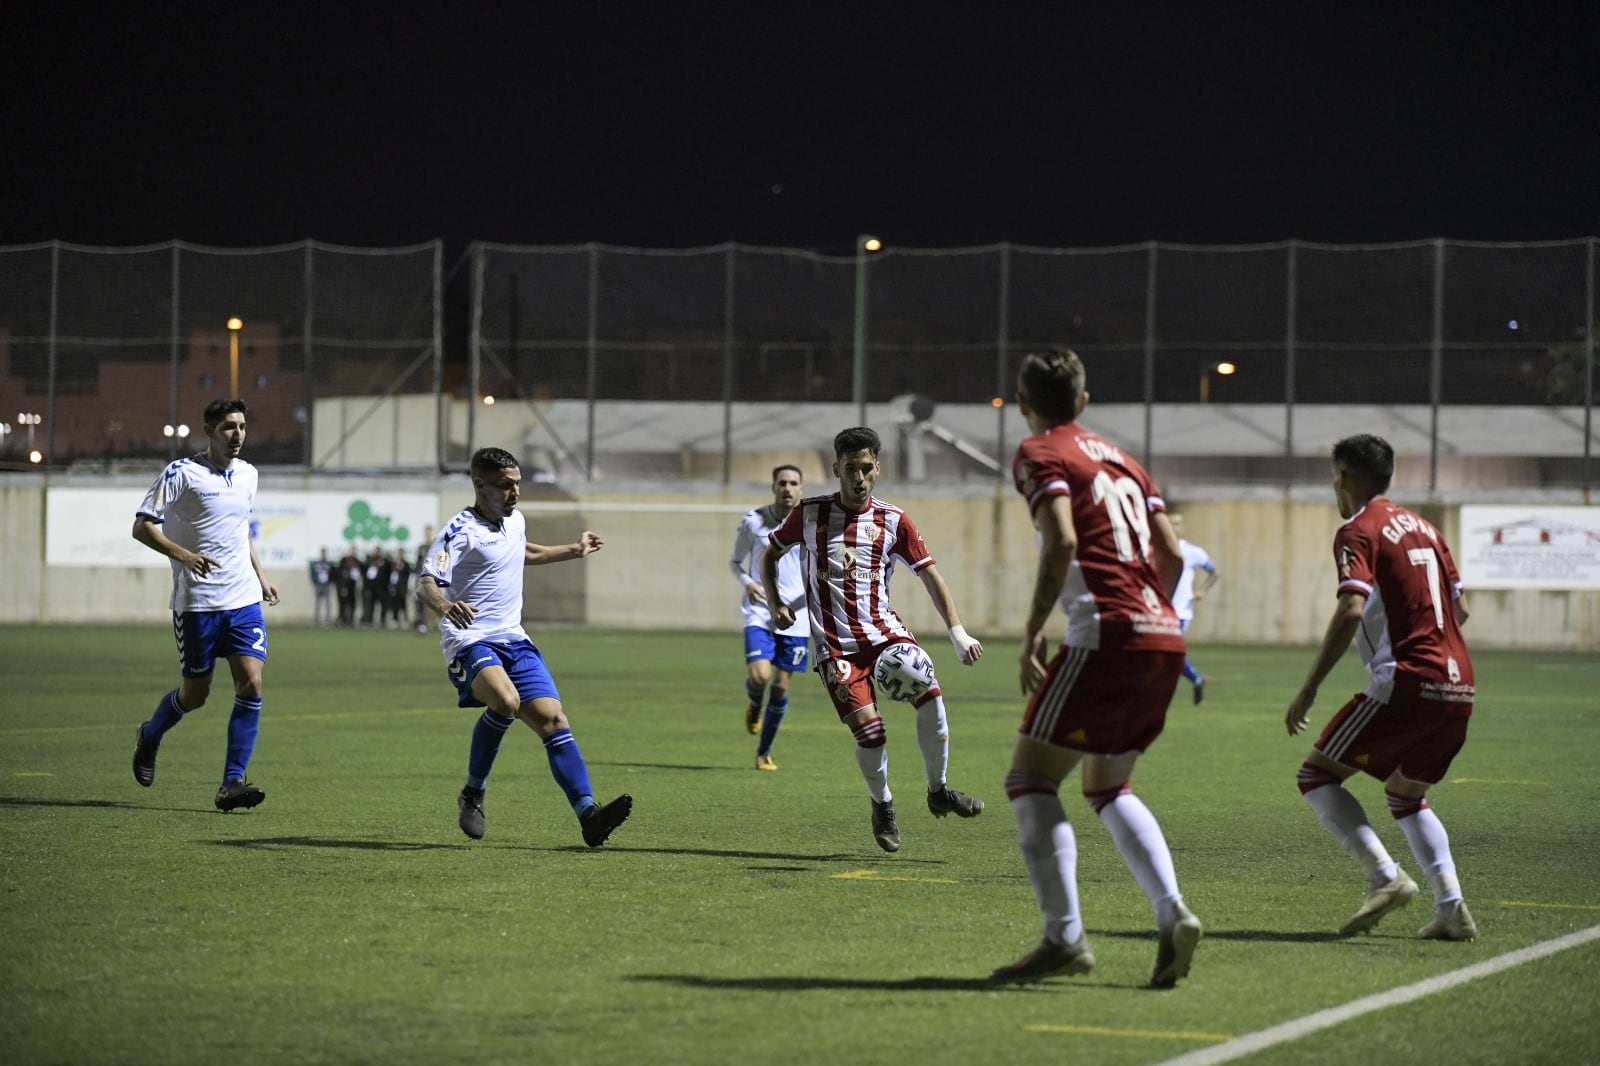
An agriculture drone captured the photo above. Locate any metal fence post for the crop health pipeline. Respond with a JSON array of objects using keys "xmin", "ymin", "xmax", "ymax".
[
  {"xmin": 170, "ymin": 243, "xmax": 181, "ymax": 461},
  {"xmin": 1585, "ymin": 236, "xmax": 1595, "ymax": 503},
  {"xmin": 303, "ymin": 241, "xmax": 315, "ymax": 471},
  {"xmin": 1142, "ymin": 241, "xmax": 1158, "ymax": 470},
  {"xmin": 1284, "ymin": 240, "xmax": 1298, "ymax": 492},
  {"xmin": 722, "ymin": 243, "xmax": 736, "ymax": 484},
  {"xmin": 995, "ymin": 242, "xmax": 1011, "ymax": 466},
  {"xmin": 586, "ymin": 244, "xmax": 599, "ymax": 481},
  {"xmin": 47, "ymin": 241, "xmax": 59, "ymax": 465},
  {"xmin": 431, "ymin": 240, "xmax": 443, "ymax": 473},
  {"xmin": 1429, "ymin": 238, "xmax": 1445, "ymax": 495}
]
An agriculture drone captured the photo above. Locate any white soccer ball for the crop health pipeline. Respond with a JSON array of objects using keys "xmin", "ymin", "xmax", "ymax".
[{"xmin": 872, "ymin": 643, "xmax": 936, "ymax": 704}]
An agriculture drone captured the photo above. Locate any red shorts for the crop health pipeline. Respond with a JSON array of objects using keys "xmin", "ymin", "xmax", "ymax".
[
  {"xmin": 1315, "ymin": 675, "xmax": 1472, "ymax": 784},
  {"xmin": 818, "ymin": 643, "xmax": 940, "ymax": 720},
  {"xmin": 1020, "ymin": 646, "xmax": 1183, "ymax": 754}
]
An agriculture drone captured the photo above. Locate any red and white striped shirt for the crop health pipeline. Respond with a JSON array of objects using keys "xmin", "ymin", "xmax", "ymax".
[{"xmin": 769, "ymin": 493, "xmax": 932, "ymax": 660}]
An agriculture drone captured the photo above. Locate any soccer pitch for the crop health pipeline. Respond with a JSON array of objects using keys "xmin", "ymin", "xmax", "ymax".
[{"xmin": 2, "ymin": 626, "xmax": 1597, "ymax": 1065}]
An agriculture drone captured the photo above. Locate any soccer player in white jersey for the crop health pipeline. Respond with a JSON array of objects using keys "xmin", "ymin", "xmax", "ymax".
[
  {"xmin": 130, "ymin": 399, "xmax": 281, "ymax": 811},
  {"xmin": 1168, "ymin": 513, "xmax": 1219, "ymax": 704},
  {"xmin": 417, "ymin": 447, "xmax": 632, "ymax": 848},
  {"xmin": 764, "ymin": 426, "xmax": 984, "ymax": 852},
  {"xmin": 729, "ymin": 464, "xmax": 809, "ymax": 770}
]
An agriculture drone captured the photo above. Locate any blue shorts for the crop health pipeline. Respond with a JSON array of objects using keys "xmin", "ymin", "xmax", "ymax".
[
  {"xmin": 744, "ymin": 625, "xmax": 809, "ymax": 674},
  {"xmin": 172, "ymin": 603, "xmax": 268, "ymax": 678},
  {"xmin": 448, "ymin": 638, "xmax": 560, "ymax": 709}
]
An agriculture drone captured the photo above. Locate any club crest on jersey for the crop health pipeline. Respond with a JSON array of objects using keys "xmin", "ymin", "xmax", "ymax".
[
  {"xmin": 1017, "ymin": 460, "xmax": 1038, "ymax": 495},
  {"xmin": 862, "ymin": 521, "xmax": 882, "ymax": 543},
  {"xmin": 433, "ymin": 548, "xmax": 449, "ymax": 571},
  {"xmin": 1447, "ymin": 657, "xmax": 1461, "ymax": 683}
]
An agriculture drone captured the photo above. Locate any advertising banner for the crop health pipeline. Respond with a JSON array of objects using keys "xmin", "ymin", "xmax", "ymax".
[
  {"xmin": 46, "ymin": 488, "xmax": 441, "ymax": 569},
  {"xmin": 1456, "ymin": 505, "xmax": 1600, "ymax": 590}
]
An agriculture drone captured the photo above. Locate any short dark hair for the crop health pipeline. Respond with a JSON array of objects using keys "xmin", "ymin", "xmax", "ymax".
[
  {"xmin": 772, "ymin": 464, "xmax": 803, "ymax": 482},
  {"xmin": 833, "ymin": 427, "xmax": 881, "ymax": 459},
  {"xmin": 1331, "ymin": 433, "xmax": 1394, "ymax": 492},
  {"xmin": 1018, "ymin": 348, "xmax": 1086, "ymax": 424},
  {"xmin": 203, "ymin": 398, "xmax": 248, "ymax": 427},
  {"xmin": 470, "ymin": 447, "xmax": 520, "ymax": 479}
]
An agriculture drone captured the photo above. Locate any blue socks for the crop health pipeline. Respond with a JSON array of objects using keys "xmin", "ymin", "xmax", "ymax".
[
  {"xmin": 146, "ymin": 689, "xmax": 189, "ymax": 742},
  {"xmin": 544, "ymin": 728, "xmax": 596, "ymax": 816},
  {"xmin": 757, "ymin": 692, "xmax": 788, "ymax": 756},
  {"xmin": 1181, "ymin": 658, "xmax": 1201, "ymax": 683},
  {"xmin": 466, "ymin": 710, "xmax": 516, "ymax": 789},
  {"xmin": 224, "ymin": 695, "xmax": 262, "ymax": 783}
]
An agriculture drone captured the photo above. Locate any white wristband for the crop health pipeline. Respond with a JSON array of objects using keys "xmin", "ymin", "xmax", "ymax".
[{"xmin": 948, "ymin": 625, "xmax": 974, "ymax": 651}]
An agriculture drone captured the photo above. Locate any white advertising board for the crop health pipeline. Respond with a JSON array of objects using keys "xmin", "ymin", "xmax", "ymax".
[
  {"xmin": 1457, "ymin": 505, "xmax": 1600, "ymax": 590},
  {"xmin": 46, "ymin": 488, "xmax": 441, "ymax": 569}
]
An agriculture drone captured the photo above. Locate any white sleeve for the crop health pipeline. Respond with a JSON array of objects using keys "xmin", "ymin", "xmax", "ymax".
[{"xmin": 729, "ymin": 517, "xmax": 757, "ymax": 586}]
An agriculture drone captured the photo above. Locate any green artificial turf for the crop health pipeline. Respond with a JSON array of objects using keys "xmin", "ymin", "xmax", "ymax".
[{"xmin": 2, "ymin": 625, "xmax": 1596, "ymax": 1064}]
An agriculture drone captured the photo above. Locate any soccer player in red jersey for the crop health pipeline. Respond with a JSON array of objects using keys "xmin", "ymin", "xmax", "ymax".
[
  {"xmin": 989, "ymin": 348, "xmax": 1203, "ymax": 990},
  {"xmin": 1287, "ymin": 433, "xmax": 1478, "ymax": 941},
  {"xmin": 763, "ymin": 426, "xmax": 985, "ymax": 853}
]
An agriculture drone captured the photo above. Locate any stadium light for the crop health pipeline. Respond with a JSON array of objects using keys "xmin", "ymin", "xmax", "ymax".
[
  {"xmin": 1200, "ymin": 360, "xmax": 1237, "ymax": 404},
  {"xmin": 853, "ymin": 235, "xmax": 883, "ymax": 425},
  {"xmin": 17, "ymin": 412, "xmax": 41, "ymax": 455},
  {"xmin": 227, "ymin": 317, "xmax": 244, "ymax": 397}
]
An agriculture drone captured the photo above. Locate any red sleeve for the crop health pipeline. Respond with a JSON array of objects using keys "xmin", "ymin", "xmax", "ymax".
[
  {"xmin": 1334, "ymin": 522, "xmax": 1376, "ymax": 597},
  {"xmin": 890, "ymin": 510, "xmax": 934, "ymax": 572},
  {"xmin": 1012, "ymin": 436, "xmax": 1070, "ymax": 517},
  {"xmin": 769, "ymin": 503, "xmax": 803, "ymax": 549}
]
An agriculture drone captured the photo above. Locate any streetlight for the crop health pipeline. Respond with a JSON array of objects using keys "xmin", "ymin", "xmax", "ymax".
[
  {"xmin": 852, "ymin": 235, "xmax": 883, "ymax": 426},
  {"xmin": 227, "ymin": 317, "xmax": 244, "ymax": 397},
  {"xmin": 1199, "ymin": 360, "xmax": 1236, "ymax": 403}
]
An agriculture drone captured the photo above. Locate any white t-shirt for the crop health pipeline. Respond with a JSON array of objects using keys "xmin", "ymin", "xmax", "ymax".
[
  {"xmin": 1171, "ymin": 539, "xmax": 1216, "ymax": 623},
  {"xmin": 729, "ymin": 504, "xmax": 808, "ymax": 637},
  {"xmin": 136, "ymin": 454, "xmax": 261, "ymax": 613},
  {"xmin": 421, "ymin": 506, "xmax": 531, "ymax": 661}
]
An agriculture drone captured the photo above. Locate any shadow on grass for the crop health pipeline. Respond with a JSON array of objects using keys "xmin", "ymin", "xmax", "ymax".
[
  {"xmin": 627, "ymin": 973, "xmax": 997, "ymax": 992},
  {"xmin": 0, "ymin": 794, "xmax": 205, "ymax": 815},
  {"xmin": 208, "ymin": 836, "xmax": 469, "ymax": 852},
  {"xmin": 1094, "ymin": 927, "xmax": 1343, "ymax": 944},
  {"xmin": 544, "ymin": 844, "xmax": 917, "ymax": 864},
  {"xmin": 588, "ymin": 760, "xmax": 732, "ymax": 772}
]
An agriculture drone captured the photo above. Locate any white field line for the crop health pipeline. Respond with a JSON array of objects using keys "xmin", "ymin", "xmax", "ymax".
[{"xmin": 1153, "ymin": 924, "xmax": 1600, "ymax": 1066}]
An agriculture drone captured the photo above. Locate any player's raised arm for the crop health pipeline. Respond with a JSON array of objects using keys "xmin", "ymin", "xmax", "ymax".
[{"xmin": 526, "ymin": 530, "xmax": 603, "ymax": 565}]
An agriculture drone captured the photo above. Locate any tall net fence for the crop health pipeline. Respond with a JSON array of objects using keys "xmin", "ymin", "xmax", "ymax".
[
  {"xmin": 472, "ymin": 238, "xmax": 1596, "ymax": 491},
  {"xmin": 0, "ymin": 240, "xmax": 440, "ymax": 469},
  {"xmin": 0, "ymin": 237, "xmax": 1592, "ymax": 490}
]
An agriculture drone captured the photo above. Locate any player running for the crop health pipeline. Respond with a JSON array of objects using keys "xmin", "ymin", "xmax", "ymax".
[
  {"xmin": 417, "ymin": 446, "xmax": 631, "ymax": 848},
  {"xmin": 763, "ymin": 426, "xmax": 984, "ymax": 853}
]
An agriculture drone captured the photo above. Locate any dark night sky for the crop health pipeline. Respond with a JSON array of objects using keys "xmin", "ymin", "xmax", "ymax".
[{"xmin": 4, "ymin": 4, "xmax": 1597, "ymax": 251}]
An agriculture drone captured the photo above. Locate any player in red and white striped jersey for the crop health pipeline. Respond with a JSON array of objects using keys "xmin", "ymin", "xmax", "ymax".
[
  {"xmin": 989, "ymin": 349, "xmax": 1202, "ymax": 991},
  {"xmin": 1286, "ymin": 433, "xmax": 1478, "ymax": 941},
  {"xmin": 764, "ymin": 427, "xmax": 985, "ymax": 853}
]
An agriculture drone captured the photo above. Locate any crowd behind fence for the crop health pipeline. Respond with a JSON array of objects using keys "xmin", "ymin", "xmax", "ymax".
[{"xmin": 1, "ymin": 237, "xmax": 1593, "ymax": 491}]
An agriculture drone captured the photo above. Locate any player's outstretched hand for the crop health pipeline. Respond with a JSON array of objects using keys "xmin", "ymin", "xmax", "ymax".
[
  {"xmin": 577, "ymin": 531, "xmax": 604, "ymax": 555},
  {"xmin": 948, "ymin": 625, "xmax": 982, "ymax": 665},
  {"xmin": 1285, "ymin": 688, "xmax": 1315, "ymax": 736},
  {"xmin": 261, "ymin": 580, "xmax": 281, "ymax": 607}
]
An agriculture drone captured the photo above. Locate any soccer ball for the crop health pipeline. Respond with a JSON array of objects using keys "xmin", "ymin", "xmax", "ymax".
[{"xmin": 872, "ymin": 643, "xmax": 936, "ymax": 704}]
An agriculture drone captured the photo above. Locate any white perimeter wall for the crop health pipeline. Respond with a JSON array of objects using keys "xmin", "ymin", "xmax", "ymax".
[{"xmin": 1, "ymin": 474, "xmax": 1595, "ymax": 651}]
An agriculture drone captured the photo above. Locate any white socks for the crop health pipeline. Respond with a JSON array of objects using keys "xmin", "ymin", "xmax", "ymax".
[
  {"xmin": 1304, "ymin": 783, "xmax": 1399, "ymax": 888},
  {"xmin": 1096, "ymin": 792, "xmax": 1183, "ymax": 927},
  {"xmin": 1011, "ymin": 791, "xmax": 1083, "ymax": 944},
  {"xmin": 915, "ymin": 696, "xmax": 949, "ymax": 791}
]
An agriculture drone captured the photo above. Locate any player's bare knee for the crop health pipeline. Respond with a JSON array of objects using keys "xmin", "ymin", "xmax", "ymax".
[
  {"xmin": 1297, "ymin": 761, "xmax": 1344, "ymax": 795},
  {"xmin": 748, "ymin": 662, "xmax": 773, "ymax": 688},
  {"xmin": 850, "ymin": 716, "xmax": 887, "ymax": 748},
  {"xmin": 1083, "ymin": 782, "xmax": 1131, "ymax": 815},
  {"xmin": 179, "ymin": 680, "xmax": 211, "ymax": 709},
  {"xmin": 1005, "ymin": 770, "xmax": 1059, "ymax": 800},
  {"xmin": 516, "ymin": 700, "xmax": 567, "ymax": 736}
]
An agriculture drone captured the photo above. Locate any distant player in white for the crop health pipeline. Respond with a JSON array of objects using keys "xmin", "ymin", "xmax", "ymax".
[
  {"xmin": 130, "ymin": 398, "xmax": 281, "ymax": 812},
  {"xmin": 730, "ymin": 464, "xmax": 809, "ymax": 770},
  {"xmin": 1168, "ymin": 513, "xmax": 1219, "ymax": 704},
  {"xmin": 416, "ymin": 446, "xmax": 631, "ymax": 848}
]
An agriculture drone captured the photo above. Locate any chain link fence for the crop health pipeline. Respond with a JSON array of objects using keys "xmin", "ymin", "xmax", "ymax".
[{"xmin": 1, "ymin": 237, "xmax": 1593, "ymax": 491}]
